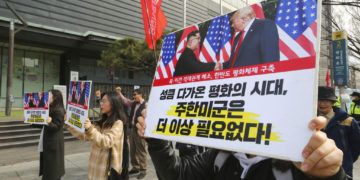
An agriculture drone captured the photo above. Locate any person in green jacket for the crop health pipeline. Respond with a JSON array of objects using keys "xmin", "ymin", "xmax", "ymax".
[{"xmin": 350, "ymin": 91, "xmax": 360, "ymax": 122}]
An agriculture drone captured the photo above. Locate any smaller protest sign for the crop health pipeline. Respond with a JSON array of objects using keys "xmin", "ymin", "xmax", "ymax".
[
  {"xmin": 23, "ymin": 92, "xmax": 49, "ymax": 125},
  {"xmin": 65, "ymin": 81, "xmax": 92, "ymax": 132}
]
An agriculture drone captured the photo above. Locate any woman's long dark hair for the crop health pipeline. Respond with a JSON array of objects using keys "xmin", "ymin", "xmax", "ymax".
[
  {"xmin": 50, "ymin": 89, "xmax": 65, "ymax": 114},
  {"xmin": 98, "ymin": 91, "xmax": 128, "ymax": 129}
]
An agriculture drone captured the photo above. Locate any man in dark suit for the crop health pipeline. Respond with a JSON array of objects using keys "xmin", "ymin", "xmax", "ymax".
[
  {"xmin": 223, "ymin": 6, "xmax": 279, "ymax": 69},
  {"xmin": 174, "ymin": 30, "xmax": 221, "ymax": 77},
  {"xmin": 78, "ymin": 82, "xmax": 86, "ymax": 106},
  {"xmin": 37, "ymin": 92, "xmax": 45, "ymax": 108}
]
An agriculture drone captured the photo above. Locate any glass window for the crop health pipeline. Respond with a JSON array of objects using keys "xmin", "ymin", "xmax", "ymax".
[
  {"xmin": 0, "ymin": 49, "xmax": 25, "ymax": 107},
  {"xmin": 23, "ymin": 51, "xmax": 43, "ymax": 93},
  {"xmin": 0, "ymin": 49, "xmax": 61, "ymax": 108},
  {"xmin": 44, "ymin": 53, "xmax": 60, "ymax": 91}
]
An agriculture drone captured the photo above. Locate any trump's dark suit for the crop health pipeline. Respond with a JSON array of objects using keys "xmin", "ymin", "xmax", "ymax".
[
  {"xmin": 78, "ymin": 89, "xmax": 86, "ymax": 106},
  {"xmin": 224, "ymin": 19, "xmax": 280, "ymax": 69}
]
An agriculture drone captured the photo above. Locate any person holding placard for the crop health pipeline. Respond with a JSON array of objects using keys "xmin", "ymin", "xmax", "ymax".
[
  {"xmin": 34, "ymin": 89, "xmax": 65, "ymax": 180},
  {"xmin": 135, "ymin": 110, "xmax": 347, "ymax": 180},
  {"xmin": 67, "ymin": 92, "xmax": 128, "ymax": 180}
]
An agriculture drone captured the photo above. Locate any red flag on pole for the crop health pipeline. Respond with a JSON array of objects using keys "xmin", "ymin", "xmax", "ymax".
[
  {"xmin": 141, "ymin": 0, "xmax": 167, "ymax": 49},
  {"xmin": 326, "ymin": 69, "xmax": 331, "ymax": 87}
]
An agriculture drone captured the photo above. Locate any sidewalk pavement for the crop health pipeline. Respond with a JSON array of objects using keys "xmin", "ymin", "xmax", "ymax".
[
  {"xmin": 0, "ymin": 140, "xmax": 359, "ymax": 180},
  {"xmin": 354, "ymin": 160, "xmax": 360, "ymax": 180},
  {"xmin": 0, "ymin": 152, "xmax": 158, "ymax": 180},
  {"xmin": 0, "ymin": 140, "xmax": 158, "ymax": 180}
]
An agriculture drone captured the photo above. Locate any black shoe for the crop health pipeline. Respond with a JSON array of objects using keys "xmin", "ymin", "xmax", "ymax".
[
  {"xmin": 137, "ymin": 171, "xmax": 146, "ymax": 179},
  {"xmin": 129, "ymin": 169, "xmax": 140, "ymax": 177}
]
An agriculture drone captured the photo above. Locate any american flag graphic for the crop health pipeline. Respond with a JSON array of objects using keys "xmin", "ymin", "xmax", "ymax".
[
  {"xmin": 155, "ymin": 25, "xmax": 200, "ymax": 80},
  {"xmin": 33, "ymin": 93, "xmax": 39, "ymax": 107},
  {"xmin": 155, "ymin": 34, "xmax": 176, "ymax": 79},
  {"xmin": 24, "ymin": 93, "xmax": 29, "ymax": 107},
  {"xmin": 43, "ymin": 92, "xmax": 49, "ymax": 108},
  {"xmin": 154, "ymin": 1, "xmax": 317, "ymax": 80},
  {"xmin": 275, "ymin": 0, "xmax": 317, "ymax": 60},
  {"xmin": 77, "ymin": 82, "xmax": 81, "ymax": 99},
  {"xmin": 85, "ymin": 82, "xmax": 90, "ymax": 107},
  {"xmin": 199, "ymin": 15, "xmax": 232, "ymax": 63}
]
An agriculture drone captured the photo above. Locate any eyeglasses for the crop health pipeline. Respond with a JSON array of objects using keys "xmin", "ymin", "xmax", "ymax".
[{"xmin": 100, "ymin": 99, "xmax": 109, "ymax": 104}]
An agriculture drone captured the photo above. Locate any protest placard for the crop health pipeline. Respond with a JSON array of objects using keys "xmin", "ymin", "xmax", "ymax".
[
  {"xmin": 145, "ymin": 0, "xmax": 321, "ymax": 161},
  {"xmin": 24, "ymin": 92, "xmax": 49, "ymax": 125},
  {"xmin": 65, "ymin": 81, "xmax": 92, "ymax": 132}
]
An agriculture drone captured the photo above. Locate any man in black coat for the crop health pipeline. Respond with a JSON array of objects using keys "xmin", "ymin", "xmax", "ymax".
[
  {"xmin": 135, "ymin": 114, "xmax": 347, "ymax": 180},
  {"xmin": 223, "ymin": 6, "xmax": 280, "ymax": 69},
  {"xmin": 174, "ymin": 30, "xmax": 221, "ymax": 77}
]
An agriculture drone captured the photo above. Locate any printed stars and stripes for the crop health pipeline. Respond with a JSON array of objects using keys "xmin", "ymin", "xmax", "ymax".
[
  {"xmin": 275, "ymin": 0, "xmax": 317, "ymax": 60},
  {"xmin": 199, "ymin": 15, "xmax": 232, "ymax": 63},
  {"xmin": 155, "ymin": 33, "xmax": 176, "ymax": 79}
]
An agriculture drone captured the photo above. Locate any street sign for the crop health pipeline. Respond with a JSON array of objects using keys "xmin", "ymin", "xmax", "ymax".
[{"xmin": 332, "ymin": 31, "xmax": 349, "ymax": 86}]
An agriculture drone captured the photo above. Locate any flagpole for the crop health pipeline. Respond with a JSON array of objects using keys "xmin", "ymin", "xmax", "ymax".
[
  {"xmin": 220, "ymin": 0, "xmax": 223, "ymax": 15},
  {"xmin": 143, "ymin": 0, "xmax": 158, "ymax": 61},
  {"xmin": 183, "ymin": 0, "xmax": 187, "ymax": 27}
]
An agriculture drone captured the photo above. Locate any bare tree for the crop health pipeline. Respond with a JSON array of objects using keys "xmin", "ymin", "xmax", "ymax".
[{"xmin": 322, "ymin": 0, "xmax": 360, "ymax": 62}]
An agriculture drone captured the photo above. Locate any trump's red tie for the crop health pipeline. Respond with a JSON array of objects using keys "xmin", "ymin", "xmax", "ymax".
[{"xmin": 230, "ymin": 30, "xmax": 244, "ymax": 68}]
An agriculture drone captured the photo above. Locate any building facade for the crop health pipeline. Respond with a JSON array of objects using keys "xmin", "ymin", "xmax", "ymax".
[
  {"xmin": 0, "ymin": 0, "xmax": 348, "ymax": 108},
  {"xmin": 0, "ymin": 0, "xmax": 247, "ymax": 108}
]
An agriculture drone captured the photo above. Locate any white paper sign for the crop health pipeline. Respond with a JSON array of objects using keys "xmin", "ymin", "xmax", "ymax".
[
  {"xmin": 65, "ymin": 81, "xmax": 92, "ymax": 132},
  {"xmin": 70, "ymin": 71, "xmax": 79, "ymax": 81},
  {"xmin": 23, "ymin": 92, "xmax": 49, "ymax": 125},
  {"xmin": 145, "ymin": 0, "xmax": 321, "ymax": 162}
]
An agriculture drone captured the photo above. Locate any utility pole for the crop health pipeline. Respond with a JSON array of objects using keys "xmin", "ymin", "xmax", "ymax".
[
  {"xmin": 5, "ymin": 1, "xmax": 27, "ymax": 116},
  {"xmin": 5, "ymin": 20, "xmax": 14, "ymax": 116},
  {"xmin": 324, "ymin": 1, "xmax": 333, "ymax": 87}
]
